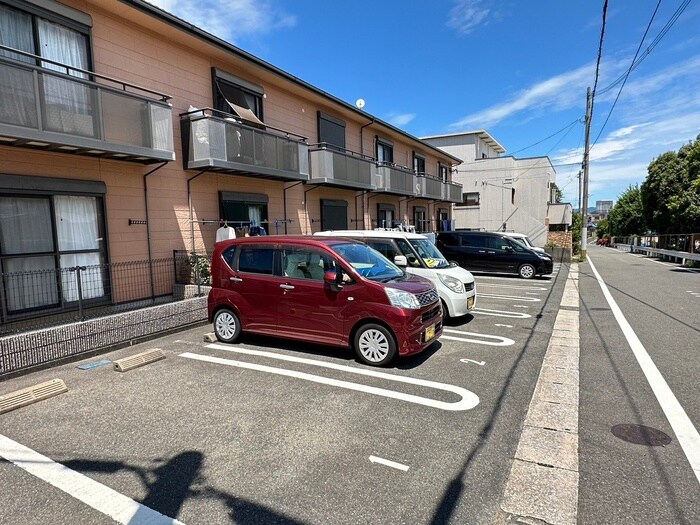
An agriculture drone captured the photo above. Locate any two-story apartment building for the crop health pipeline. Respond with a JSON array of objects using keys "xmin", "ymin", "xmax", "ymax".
[
  {"xmin": 423, "ymin": 130, "xmax": 571, "ymax": 248},
  {"xmin": 0, "ymin": 0, "xmax": 462, "ymax": 323}
]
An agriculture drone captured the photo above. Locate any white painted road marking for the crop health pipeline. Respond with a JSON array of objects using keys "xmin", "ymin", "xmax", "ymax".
[
  {"xmin": 477, "ymin": 283, "xmax": 549, "ymax": 291},
  {"xmin": 494, "ymin": 324, "xmax": 513, "ymax": 328},
  {"xmin": 589, "ymin": 257, "xmax": 700, "ymax": 485},
  {"xmin": 369, "ymin": 456, "xmax": 409, "ymax": 471},
  {"xmin": 0, "ymin": 434, "xmax": 185, "ymax": 525},
  {"xmin": 472, "ymin": 308, "xmax": 532, "ymax": 319},
  {"xmin": 478, "ymin": 293, "xmax": 541, "ymax": 302},
  {"xmin": 460, "ymin": 359, "xmax": 485, "ymax": 366},
  {"xmin": 442, "ymin": 329, "xmax": 514, "ymax": 347},
  {"xmin": 181, "ymin": 345, "xmax": 480, "ymax": 411}
]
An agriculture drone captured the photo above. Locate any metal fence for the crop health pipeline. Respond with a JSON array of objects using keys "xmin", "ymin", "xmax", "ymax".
[
  {"xmin": 613, "ymin": 233, "xmax": 700, "ymax": 253},
  {"xmin": 0, "ymin": 252, "xmax": 210, "ymax": 337}
]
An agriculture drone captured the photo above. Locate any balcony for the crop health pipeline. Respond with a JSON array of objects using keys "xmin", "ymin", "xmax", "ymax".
[
  {"xmin": 417, "ymin": 174, "xmax": 443, "ymax": 200},
  {"xmin": 308, "ymin": 145, "xmax": 375, "ymax": 189},
  {"xmin": 443, "ymin": 180, "xmax": 463, "ymax": 203},
  {"xmin": 0, "ymin": 47, "xmax": 174, "ymax": 163},
  {"xmin": 374, "ymin": 162, "xmax": 417, "ymax": 196},
  {"xmin": 181, "ymin": 109, "xmax": 309, "ymax": 181}
]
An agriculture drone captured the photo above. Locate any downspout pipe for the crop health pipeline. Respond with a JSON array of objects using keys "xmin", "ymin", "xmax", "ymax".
[
  {"xmin": 187, "ymin": 168, "xmax": 210, "ymax": 254},
  {"xmin": 359, "ymin": 118, "xmax": 374, "ymax": 156},
  {"xmin": 143, "ymin": 161, "xmax": 168, "ymax": 301},
  {"xmin": 303, "ymin": 185, "xmax": 320, "ymax": 234},
  {"xmin": 284, "ymin": 181, "xmax": 304, "ymax": 234}
]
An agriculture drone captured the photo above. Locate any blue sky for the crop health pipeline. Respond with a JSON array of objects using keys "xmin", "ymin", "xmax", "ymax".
[{"xmin": 150, "ymin": 0, "xmax": 700, "ymax": 207}]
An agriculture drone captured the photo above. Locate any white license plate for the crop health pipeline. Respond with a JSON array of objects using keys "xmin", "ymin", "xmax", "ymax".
[
  {"xmin": 425, "ymin": 324, "xmax": 436, "ymax": 341},
  {"xmin": 467, "ymin": 296, "xmax": 475, "ymax": 309}
]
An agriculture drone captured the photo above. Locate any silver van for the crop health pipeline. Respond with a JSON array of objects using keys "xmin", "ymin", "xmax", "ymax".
[{"xmin": 315, "ymin": 230, "xmax": 476, "ymax": 318}]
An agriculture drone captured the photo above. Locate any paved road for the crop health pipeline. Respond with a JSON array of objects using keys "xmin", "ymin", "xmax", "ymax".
[
  {"xmin": 579, "ymin": 245, "xmax": 700, "ymax": 524},
  {"xmin": 0, "ymin": 265, "xmax": 567, "ymax": 525}
]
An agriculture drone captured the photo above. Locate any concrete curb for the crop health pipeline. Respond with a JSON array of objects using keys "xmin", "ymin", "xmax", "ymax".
[{"xmin": 499, "ymin": 264, "xmax": 580, "ymax": 524}]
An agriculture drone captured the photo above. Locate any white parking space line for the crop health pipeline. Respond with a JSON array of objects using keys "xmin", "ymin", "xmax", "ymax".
[
  {"xmin": 441, "ymin": 329, "xmax": 515, "ymax": 347},
  {"xmin": 472, "ymin": 308, "xmax": 532, "ymax": 319},
  {"xmin": 180, "ymin": 345, "xmax": 479, "ymax": 411},
  {"xmin": 369, "ymin": 456, "xmax": 409, "ymax": 472},
  {"xmin": 478, "ymin": 293, "xmax": 541, "ymax": 302},
  {"xmin": 588, "ymin": 257, "xmax": 700, "ymax": 485},
  {"xmin": 0, "ymin": 434, "xmax": 185, "ymax": 525},
  {"xmin": 477, "ymin": 283, "xmax": 549, "ymax": 291}
]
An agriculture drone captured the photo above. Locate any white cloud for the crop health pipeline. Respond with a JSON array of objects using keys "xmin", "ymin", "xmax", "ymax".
[
  {"xmin": 387, "ymin": 113, "xmax": 416, "ymax": 127},
  {"xmin": 148, "ymin": 0, "xmax": 296, "ymax": 42},
  {"xmin": 446, "ymin": 0, "xmax": 492, "ymax": 35},
  {"xmin": 449, "ymin": 63, "xmax": 594, "ymax": 129}
]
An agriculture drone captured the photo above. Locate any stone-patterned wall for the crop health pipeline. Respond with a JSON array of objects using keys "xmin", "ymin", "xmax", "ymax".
[
  {"xmin": 547, "ymin": 231, "xmax": 573, "ymax": 249},
  {"xmin": 0, "ymin": 297, "xmax": 207, "ymax": 376}
]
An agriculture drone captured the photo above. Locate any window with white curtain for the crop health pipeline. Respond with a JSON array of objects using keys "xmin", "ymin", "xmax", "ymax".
[
  {"xmin": 0, "ymin": 1, "xmax": 94, "ymax": 136},
  {"xmin": 0, "ymin": 193, "xmax": 107, "ymax": 313}
]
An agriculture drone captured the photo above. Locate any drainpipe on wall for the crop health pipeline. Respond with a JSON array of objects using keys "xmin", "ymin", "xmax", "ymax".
[
  {"xmin": 359, "ymin": 118, "xmax": 375, "ymax": 156},
  {"xmin": 143, "ymin": 161, "xmax": 168, "ymax": 302},
  {"xmin": 187, "ymin": 168, "xmax": 211, "ymax": 254},
  {"xmin": 303, "ymin": 185, "xmax": 320, "ymax": 234},
  {"xmin": 284, "ymin": 181, "xmax": 304, "ymax": 234}
]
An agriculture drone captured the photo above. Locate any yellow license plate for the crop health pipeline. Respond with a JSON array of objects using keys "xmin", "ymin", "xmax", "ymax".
[
  {"xmin": 425, "ymin": 324, "xmax": 436, "ymax": 341},
  {"xmin": 467, "ymin": 296, "xmax": 475, "ymax": 309}
]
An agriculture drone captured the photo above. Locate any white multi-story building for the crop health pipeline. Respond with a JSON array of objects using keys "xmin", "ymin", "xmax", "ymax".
[{"xmin": 423, "ymin": 130, "xmax": 571, "ymax": 248}]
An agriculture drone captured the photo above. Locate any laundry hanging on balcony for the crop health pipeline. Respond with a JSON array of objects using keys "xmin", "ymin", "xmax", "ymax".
[{"xmin": 215, "ymin": 80, "xmax": 266, "ymax": 129}]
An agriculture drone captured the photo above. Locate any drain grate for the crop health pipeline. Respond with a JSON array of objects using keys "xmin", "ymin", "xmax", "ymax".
[{"xmin": 611, "ymin": 424, "xmax": 672, "ymax": 446}]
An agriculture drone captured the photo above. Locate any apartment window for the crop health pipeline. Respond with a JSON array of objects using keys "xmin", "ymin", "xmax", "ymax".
[
  {"xmin": 413, "ymin": 206, "xmax": 427, "ymax": 233},
  {"xmin": 220, "ymin": 192, "xmax": 268, "ymax": 227},
  {"xmin": 320, "ymin": 199, "xmax": 348, "ymax": 231},
  {"xmin": 0, "ymin": 180, "xmax": 108, "ymax": 314},
  {"xmin": 1, "ymin": 1, "xmax": 93, "ymax": 134},
  {"xmin": 318, "ymin": 112, "xmax": 346, "ymax": 150},
  {"xmin": 413, "ymin": 153, "xmax": 426, "ymax": 175},
  {"xmin": 376, "ymin": 203, "xmax": 395, "ymax": 228},
  {"xmin": 438, "ymin": 163, "xmax": 448, "ymax": 182},
  {"xmin": 376, "ymin": 138, "xmax": 393, "ymax": 164},
  {"xmin": 214, "ymin": 69, "xmax": 264, "ymax": 125},
  {"xmin": 456, "ymin": 192, "xmax": 480, "ymax": 207}
]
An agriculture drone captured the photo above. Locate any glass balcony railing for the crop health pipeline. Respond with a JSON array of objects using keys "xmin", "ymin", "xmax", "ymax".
[
  {"xmin": 443, "ymin": 180, "xmax": 463, "ymax": 203},
  {"xmin": 374, "ymin": 163, "xmax": 416, "ymax": 196},
  {"xmin": 0, "ymin": 47, "xmax": 174, "ymax": 163},
  {"xmin": 308, "ymin": 145, "xmax": 374, "ymax": 189},
  {"xmin": 182, "ymin": 109, "xmax": 309, "ymax": 181},
  {"xmin": 417, "ymin": 174, "xmax": 443, "ymax": 199}
]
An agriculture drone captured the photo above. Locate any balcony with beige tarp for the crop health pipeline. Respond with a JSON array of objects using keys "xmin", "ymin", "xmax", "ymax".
[{"xmin": 181, "ymin": 108, "xmax": 309, "ymax": 181}]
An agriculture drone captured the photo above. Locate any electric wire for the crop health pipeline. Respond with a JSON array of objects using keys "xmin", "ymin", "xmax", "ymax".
[
  {"xmin": 507, "ymin": 117, "xmax": 582, "ymax": 156},
  {"xmin": 592, "ymin": 0, "xmax": 662, "ymax": 147},
  {"xmin": 597, "ymin": 0, "xmax": 693, "ymax": 96}
]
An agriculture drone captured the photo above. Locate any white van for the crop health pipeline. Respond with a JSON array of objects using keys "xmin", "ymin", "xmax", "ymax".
[
  {"xmin": 314, "ymin": 230, "xmax": 476, "ymax": 318},
  {"xmin": 499, "ymin": 232, "xmax": 546, "ymax": 253}
]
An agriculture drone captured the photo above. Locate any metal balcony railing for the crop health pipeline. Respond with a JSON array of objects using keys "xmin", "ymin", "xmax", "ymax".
[
  {"xmin": 181, "ymin": 109, "xmax": 309, "ymax": 181},
  {"xmin": 308, "ymin": 144, "xmax": 375, "ymax": 189},
  {"xmin": 443, "ymin": 180, "xmax": 463, "ymax": 203},
  {"xmin": 0, "ymin": 45, "xmax": 174, "ymax": 163},
  {"xmin": 374, "ymin": 162, "xmax": 416, "ymax": 196},
  {"xmin": 417, "ymin": 174, "xmax": 443, "ymax": 199}
]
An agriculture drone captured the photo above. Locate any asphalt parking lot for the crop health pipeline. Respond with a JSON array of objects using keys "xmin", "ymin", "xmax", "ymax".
[{"xmin": 1, "ymin": 264, "xmax": 567, "ymax": 525}]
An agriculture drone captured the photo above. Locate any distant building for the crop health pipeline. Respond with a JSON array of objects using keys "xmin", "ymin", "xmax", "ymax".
[
  {"xmin": 422, "ymin": 130, "xmax": 571, "ymax": 248},
  {"xmin": 596, "ymin": 200, "xmax": 613, "ymax": 214}
]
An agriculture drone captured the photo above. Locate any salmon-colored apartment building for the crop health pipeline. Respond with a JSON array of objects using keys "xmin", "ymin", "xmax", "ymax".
[{"xmin": 0, "ymin": 0, "xmax": 462, "ymax": 323}]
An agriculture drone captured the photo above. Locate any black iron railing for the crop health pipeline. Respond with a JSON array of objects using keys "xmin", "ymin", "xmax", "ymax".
[{"xmin": 0, "ymin": 253, "xmax": 210, "ymax": 336}]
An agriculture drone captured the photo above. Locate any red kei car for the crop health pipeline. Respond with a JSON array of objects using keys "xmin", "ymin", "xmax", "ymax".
[{"xmin": 207, "ymin": 236, "xmax": 443, "ymax": 366}]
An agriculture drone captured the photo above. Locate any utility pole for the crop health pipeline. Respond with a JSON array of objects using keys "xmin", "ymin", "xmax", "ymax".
[
  {"xmin": 581, "ymin": 87, "xmax": 592, "ymax": 258},
  {"xmin": 577, "ymin": 170, "xmax": 583, "ymax": 216}
]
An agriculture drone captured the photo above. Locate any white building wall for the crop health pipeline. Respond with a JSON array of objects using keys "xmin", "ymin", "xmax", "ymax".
[{"xmin": 425, "ymin": 133, "xmax": 556, "ymax": 247}]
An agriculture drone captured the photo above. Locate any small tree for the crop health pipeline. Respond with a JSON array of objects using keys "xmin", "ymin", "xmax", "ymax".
[{"xmin": 572, "ymin": 212, "xmax": 582, "ymax": 254}]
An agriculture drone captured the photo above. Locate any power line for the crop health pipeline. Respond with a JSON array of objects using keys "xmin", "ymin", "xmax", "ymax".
[
  {"xmin": 506, "ymin": 117, "xmax": 583, "ymax": 156},
  {"xmin": 597, "ymin": 0, "xmax": 693, "ymax": 95},
  {"xmin": 592, "ymin": 0, "xmax": 662, "ymax": 147}
]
